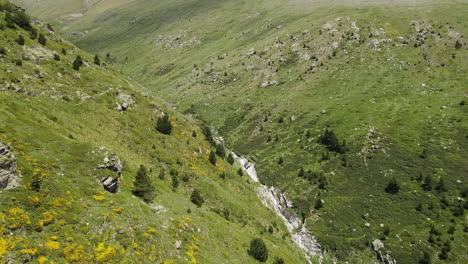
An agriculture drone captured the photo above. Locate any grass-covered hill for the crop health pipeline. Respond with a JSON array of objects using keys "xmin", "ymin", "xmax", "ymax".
[
  {"xmin": 9, "ymin": 0, "xmax": 468, "ymax": 263},
  {"xmin": 0, "ymin": 2, "xmax": 311, "ymax": 263}
]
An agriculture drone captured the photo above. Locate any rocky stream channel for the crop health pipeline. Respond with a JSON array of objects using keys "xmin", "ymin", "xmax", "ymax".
[{"xmin": 232, "ymin": 153, "xmax": 322, "ymax": 263}]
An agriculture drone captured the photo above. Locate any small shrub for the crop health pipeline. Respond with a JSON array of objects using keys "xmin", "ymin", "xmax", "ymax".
[
  {"xmin": 314, "ymin": 198, "xmax": 323, "ymax": 209},
  {"xmin": 53, "ymin": 53, "xmax": 60, "ymax": 61},
  {"xmin": 216, "ymin": 143, "xmax": 226, "ymax": 158},
  {"xmin": 38, "ymin": 33, "xmax": 46, "ymax": 45},
  {"xmin": 385, "ymin": 177, "xmax": 400, "ymax": 194},
  {"xmin": 227, "ymin": 153, "xmax": 234, "ymax": 165},
  {"xmin": 15, "ymin": 35, "xmax": 25, "ymax": 45},
  {"xmin": 237, "ymin": 168, "xmax": 243, "ymax": 176},
  {"xmin": 72, "ymin": 55, "xmax": 83, "ymax": 70},
  {"xmin": 61, "ymin": 48, "xmax": 67, "ymax": 55},
  {"xmin": 156, "ymin": 113, "xmax": 172, "ymax": 135},
  {"xmin": 209, "ymin": 151, "xmax": 217, "ymax": 166},
  {"xmin": 190, "ymin": 189, "xmax": 204, "ymax": 207},
  {"xmin": 15, "ymin": 59, "xmax": 22, "ymax": 66},
  {"xmin": 248, "ymin": 238, "xmax": 268, "ymax": 262},
  {"xmin": 171, "ymin": 175, "xmax": 179, "ymax": 188},
  {"xmin": 455, "ymin": 40, "xmax": 462, "ymax": 49},
  {"xmin": 94, "ymin": 54, "xmax": 100, "ymax": 65},
  {"xmin": 182, "ymin": 174, "xmax": 190, "ymax": 182}
]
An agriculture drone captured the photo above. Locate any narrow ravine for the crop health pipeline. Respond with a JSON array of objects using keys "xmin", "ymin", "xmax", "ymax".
[{"xmin": 233, "ymin": 153, "xmax": 322, "ymax": 263}]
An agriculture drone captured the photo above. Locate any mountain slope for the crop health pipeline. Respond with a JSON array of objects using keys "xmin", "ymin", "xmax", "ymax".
[
  {"xmin": 11, "ymin": 0, "xmax": 468, "ymax": 263},
  {"xmin": 0, "ymin": 2, "xmax": 311, "ymax": 263}
]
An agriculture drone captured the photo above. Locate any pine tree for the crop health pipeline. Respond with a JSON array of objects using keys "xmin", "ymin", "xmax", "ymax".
[
  {"xmin": 156, "ymin": 113, "xmax": 172, "ymax": 135},
  {"xmin": 73, "ymin": 55, "xmax": 83, "ymax": 70},
  {"xmin": 385, "ymin": 177, "xmax": 400, "ymax": 194},
  {"xmin": 455, "ymin": 40, "xmax": 462, "ymax": 50},
  {"xmin": 38, "ymin": 33, "xmax": 46, "ymax": 45},
  {"xmin": 94, "ymin": 55, "xmax": 101, "ymax": 65},
  {"xmin": 29, "ymin": 27, "xmax": 37, "ymax": 40},
  {"xmin": 171, "ymin": 174, "xmax": 179, "ymax": 188},
  {"xmin": 215, "ymin": 143, "xmax": 226, "ymax": 158},
  {"xmin": 202, "ymin": 126, "xmax": 213, "ymax": 144},
  {"xmin": 53, "ymin": 54, "xmax": 60, "ymax": 61},
  {"xmin": 314, "ymin": 198, "xmax": 323, "ymax": 209},
  {"xmin": 226, "ymin": 153, "xmax": 234, "ymax": 165},
  {"xmin": 237, "ymin": 168, "xmax": 243, "ymax": 176},
  {"xmin": 419, "ymin": 252, "xmax": 431, "ymax": 264},
  {"xmin": 190, "ymin": 189, "xmax": 204, "ymax": 207},
  {"xmin": 435, "ymin": 178, "xmax": 447, "ymax": 192},
  {"xmin": 15, "ymin": 35, "xmax": 24, "ymax": 45},
  {"xmin": 13, "ymin": 11, "xmax": 31, "ymax": 30},
  {"xmin": 132, "ymin": 165, "xmax": 155, "ymax": 202},
  {"xmin": 298, "ymin": 166, "xmax": 305, "ymax": 177},
  {"xmin": 422, "ymin": 175, "xmax": 433, "ymax": 191},
  {"xmin": 61, "ymin": 48, "xmax": 67, "ymax": 55},
  {"xmin": 248, "ymin": 238, "xmax": 268, "ymax": 262},
  {"xmin": 209, "ymin": 151, "xmax": 217, "ymax": 166}
]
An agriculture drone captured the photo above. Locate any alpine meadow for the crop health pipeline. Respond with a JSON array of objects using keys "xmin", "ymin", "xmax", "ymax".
[{"xmin": 2, "ymin": 0, "xmax": 468, "ymax": 263}]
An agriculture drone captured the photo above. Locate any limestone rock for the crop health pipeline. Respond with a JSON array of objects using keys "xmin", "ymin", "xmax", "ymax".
[
  {"xmin": 372, "ymin": 239, "xmax": 384, "ymax": 251},
  {"xmin": 0, "ymin": 143, "xmax": 22, "ymax": 190}
]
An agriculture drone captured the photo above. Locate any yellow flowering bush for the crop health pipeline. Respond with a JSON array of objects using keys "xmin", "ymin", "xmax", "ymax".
[
  {"xmin": 6, "ymin": 207, "xmax": 30, "ymax": 230},
  {"xmin": 45, "ymin": 241, "xmax": 60, "ymax": 250},
  {"xmin": 94, "ymin": 243, "xmax": 116, "ymax": 263},
  {"xmin": 63, "ymin": 244, "xmax": 84, "ymax": 262},
  {"xmin": 37, "ymin": 256, "xmax": 48, "ymax": 264},
  {"xmin": 0, "ymin": 237, "xmax": 15, "ymax": 258},
  {"xmin": 41, "ymin": 210, "xmax": 58, "ymax": 226}
]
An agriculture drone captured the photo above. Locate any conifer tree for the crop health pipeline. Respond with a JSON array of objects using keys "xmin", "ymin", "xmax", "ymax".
[
  {"xmin": 385, "ymin": 177, "xmax": 400, "ymax": 194},
  {"xmin": 94, "ymin": 54, "xmax": 101, "ymax": 65},
  {"xmin": 73, "ymin": 55, "xmax": 83, "ymax": 70},
  {"xmin": 38, "ymin": 33, "xmax": 46, "ymax": 45},
  {"xmin": 15, "ymin": 35, "xmax": 24, "ymax": 45},
  {"xmin": 156, "ymin": 113, "xmax": 172, "ymax": 135},
  {"xmin": 209, "ymin": 151, "xmax": 217, "ymax": 166},
  {"xmin": 190, "ymin": 189, "xmax": 204, "ymax": 207},
  {"xmin": 132, "ymin": 165, "xmax": 155, "ymax": 202},
  {"xmin": 216, "ymin": 143, "xmax": 226, "ymax": 158},
  {"xmin": 248, "ymin": 238, "xmax": 268, "ymax": 262},
  {"xmin": 227, "ymin": 153, "xmax": 234, "ymax": 165}
]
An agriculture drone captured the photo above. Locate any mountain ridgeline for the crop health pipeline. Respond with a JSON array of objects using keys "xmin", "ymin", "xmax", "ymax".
[{"xmin": 6, "ymin": 0, "xmax": 468, "ymax": 263}]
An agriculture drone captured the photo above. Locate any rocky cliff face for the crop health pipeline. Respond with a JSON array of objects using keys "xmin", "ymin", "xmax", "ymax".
[{"xmin": 0, "ymin": 143, "xmax": 22, "ymax": 190}]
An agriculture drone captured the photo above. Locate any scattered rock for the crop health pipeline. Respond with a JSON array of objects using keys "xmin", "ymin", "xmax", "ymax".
[
  {"xmin": 0, "ymin": 143, "xmax": 22, "ymax": 190},
  {"xmin": 175, "ymin": 240, "xmax": 182, "ymax": 249},
  {"xmin": 372, "ymin": 239, "xmax": 384, "ymax": 251},
  {"xmin": 116, "ymin": 93, "xmax": 136, "ymax": 112}
]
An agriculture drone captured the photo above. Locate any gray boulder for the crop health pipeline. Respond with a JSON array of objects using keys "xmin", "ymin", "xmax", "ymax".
[{"xmin": 0, "ymin": 143, "xmax": 22, "ymax": 190}]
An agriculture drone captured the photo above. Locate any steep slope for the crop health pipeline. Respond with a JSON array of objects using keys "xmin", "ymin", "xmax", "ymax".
[
  {"xmin": 13, "ymin": 0, "xmax": 468, "ymax": 263},
  {"xmin": 0, "ymin": 2, "xmax": 310, "ymax": 263}
]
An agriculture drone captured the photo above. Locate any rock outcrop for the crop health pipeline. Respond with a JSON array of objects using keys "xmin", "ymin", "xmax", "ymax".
[
  {"xmin": 0, "ymin": 143, "xmax": 22, "ymax": 190},
  {"xmin": 115, "ymin": 93, "xmax": 136, "ymax": 112},
  {"xmin": 97, "ymin": 151, "xmax": 123, "ymax": 193}
]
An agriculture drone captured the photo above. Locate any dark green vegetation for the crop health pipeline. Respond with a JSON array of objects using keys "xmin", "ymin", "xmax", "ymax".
[
  {"xmin": 9, "ymin": 0, "xmax": 468, "ymax": 262},
  {"xmin": 132, "ymin": 165, "xmax": 155, "ymax": 203},
  {"xmin": 248, "ymin": 238, "xmax": 269, "ymax": 262},
  {"xmin": 0, "ymin": 2, "xmax": 308, "ymax": 263}
]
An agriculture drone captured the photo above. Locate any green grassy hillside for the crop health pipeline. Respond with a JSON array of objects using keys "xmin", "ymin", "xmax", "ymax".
[
  {"xmin": 0, "ymin": 2, "xmax": 311, "ymax": 263},
  {"xmin": 9, "ymin": 0, "xmax": 468, "ymax": 263}
]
